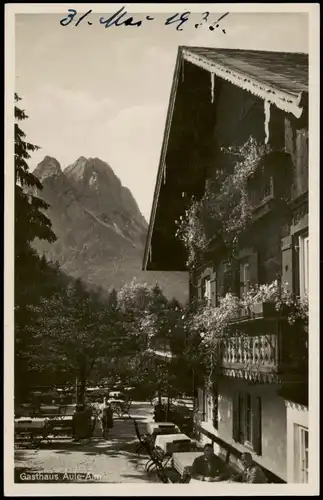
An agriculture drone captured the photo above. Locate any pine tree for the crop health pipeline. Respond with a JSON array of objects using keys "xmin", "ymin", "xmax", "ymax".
[
  {"xmin": 14, "ymin": 94, "xmax": 57, "ymax": 402},
  {"xmin": 15, "ymin": 93, "xmax": 56, "ymax": 251}
]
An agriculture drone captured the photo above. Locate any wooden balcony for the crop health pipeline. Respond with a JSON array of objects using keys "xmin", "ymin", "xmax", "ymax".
[
  {"xmin": 217, "ymin": 302, "xmax": 307, "ymax": 384},
  {"xmin": 149, "ymin": 340, "xmax": 173, "ymax": 360}
]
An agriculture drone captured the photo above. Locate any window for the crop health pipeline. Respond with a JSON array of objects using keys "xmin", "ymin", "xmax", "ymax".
[
  {"xmin": 204, "ymin": 389, "xmax": 213, "ymax": 422},
  {"xmin": 200, "ymin": 386, "xmax": 218, "ymax": 429},
  {"xmin": 198, "ymin": 269, "xmax": 217, "ymax": 305},
  {"xmin": 245, "ymin": 394, "xmax": 253, "ymax": 444},
  {"xmin": 299, "ymin": 234, "xmax": 309, "ymax": 298},
  {"xmin": 202, "ymin": 278, "xmax": 212, "ymax": 303},
  {"xmin": 198, "ymin": 388, "xmax": 206, "ymax": 420},
  {"xmin": 248, "ymin": 170, "xmax": 274, "ymax": 207},
  {"xmin": 233, "ymin": 393, "xmax": 262, "ymax": 455},
  {"xmin": 240, "ymin": 262, "xmax": 250, "ymax": 298},
  {"xmin": 295, "ymin": 425, "xmax": 309, "ymax": 483}
]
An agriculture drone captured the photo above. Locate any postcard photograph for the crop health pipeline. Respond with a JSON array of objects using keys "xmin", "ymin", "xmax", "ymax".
[{"xmin": 4, "ymin": 2, "xmax": 320, "ymax": 496}]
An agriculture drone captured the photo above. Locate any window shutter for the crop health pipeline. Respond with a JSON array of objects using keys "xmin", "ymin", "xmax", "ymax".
[
  {"xmin": 248, "ymin": 252, "xmax": 259, "ymax": 286},
  {"xmin": 233, "ymin": 260, "xmax": 241, "ymax": 296},
  {"xmin": 232, "ymin": 392, "xmax": 240, "ymax": 442},
  {"xmin": 284, "ymin": 117, "xmax": 296, "ymax": 161},
  {"xmin": 296, "ymin": 129, "xmax": 308, "ymax": 196},
  {"xmin": 205, "ymin": 390, "xmax": 210, "ymax": 422},
  {"xmin": 223, "ymin": 261, "xmax": 233, "ymax": 294},
  {"xmin": 202, "ymin": 388, "xmax": 206, "ymax": 421},
  {"xmin": 252, "ymin": 396, "xmax": 262, "ymax": 456},
  {"xmin": 218, "ymin": 264, "xmax": 224, "ymax": 297},
  {"xmin": 197, "ymin": 278, "xmax": 203, "ymax": 300},
  {"xmin": 197, "ymin": 388, "xmax": 203, "ymax": 418},
  {"xmin": 281, "ymin": 235, "xmax": 293, "ymax": 293},
  {"xmin": 212, "ymin": 382, "xmax": 218, "ymax": 429},
  {"xmin": 210, "ymin": 271, "xmax": 217, "ymax": 306}
]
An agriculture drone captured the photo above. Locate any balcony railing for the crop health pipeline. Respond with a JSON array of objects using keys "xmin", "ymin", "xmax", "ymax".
[
  {"xmin": 216, "ymin": 303, "xmax": 307, "ymax": 383},
  {"xmin": 248, "ymin": 174, "xmax": 274, "ymax": 209},
  {"xmin": 220, "ymin": 334, "xmax": 279, "ymax": 383}
]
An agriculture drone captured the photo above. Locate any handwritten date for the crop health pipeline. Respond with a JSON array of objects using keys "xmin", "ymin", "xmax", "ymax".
[{"xmin": 59, "ymin": 7, "xmax": 229, "ymax": 32}]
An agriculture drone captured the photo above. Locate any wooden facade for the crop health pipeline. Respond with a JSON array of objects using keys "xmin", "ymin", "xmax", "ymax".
[{"xmin": 143, "ymin": 47, "xmax": 309, "ymax": 482}]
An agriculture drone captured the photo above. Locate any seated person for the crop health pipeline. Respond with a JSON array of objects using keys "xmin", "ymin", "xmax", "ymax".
[
  {"xmin": 231, "ymin": 452, "xmax": 268, "ymax": 483},
  {"xmin": 191, "ymin": 443, "xmax": 228, "ymax": 482}
]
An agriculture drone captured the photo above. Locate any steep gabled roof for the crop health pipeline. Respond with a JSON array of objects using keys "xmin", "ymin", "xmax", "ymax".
[
  {"xmin": 182, "ymin": 47, "xmax": 308, "ymax": 112},
  {"xmin": 142, "ymin": 47, "xmax": 308, "ymax": 271}
]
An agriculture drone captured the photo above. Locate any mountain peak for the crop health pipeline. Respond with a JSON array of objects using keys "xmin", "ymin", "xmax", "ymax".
[
  {"xmin": 75, "ymin": 156, "xmax": 87, "ymax": 164},
  {"xmin": 34, "ymin": 156, "xmax": 62, "ymax": 181},
  {"xmin": 31, "ymin": 154, "xmax": 188, "ymax": 303},
  {"xmin": 64, "ymin": 156, "xmax": 119, "ymax": 185}
]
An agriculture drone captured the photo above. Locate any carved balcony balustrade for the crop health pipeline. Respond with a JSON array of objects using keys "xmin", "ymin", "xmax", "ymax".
[{"xmin": 215, "ymin": 302, "xmax": 307, "ymax": 384}]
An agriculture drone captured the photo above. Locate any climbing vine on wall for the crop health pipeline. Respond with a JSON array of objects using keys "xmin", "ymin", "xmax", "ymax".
[
  {"xmin": 175, "ymin": 136, "xmax": 270, "ymax": 268},
  {"xmin": 190, "ymin": 280, "xmax": 308, "ymax": 383}
]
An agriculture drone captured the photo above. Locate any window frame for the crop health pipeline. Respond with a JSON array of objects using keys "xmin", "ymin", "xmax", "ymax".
[
  {"xmin": 298, "ymin": 233, "xmax": 309, "ymax": 299},
  {"xmin": 244, "ymin": 393, "xmax": 253, "ymax": 446},
  {"xmin": 202, "ymin": 277, "xmax": 212, "ymax": 303},
  {"xmin": 235, "ymin": 392, "xmax": 261, "ymax": 453},
  {"xmin": 247, "ymin": 168, "xmax": 275, "ymax": 208},
  {"xmin": 294, "ymin": 424, "xmax": 309, "ymax": 483},
  {"xmin": 203, "ymin": 388, "xmax": 213, "ymax": 423},
  {"xmin": 238, "ymin": 393, "xmax": 254, "ymax": 449},
  {"xmin": 198, "ymin": 267, "xmax": 217, "ymax": 306},
  {"xmin": 239, "ymin": 261, "xmax": 250, "ymax": 299}
]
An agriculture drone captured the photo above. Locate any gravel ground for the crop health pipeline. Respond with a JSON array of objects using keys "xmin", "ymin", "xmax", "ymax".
[{"xmin": 14, "ymin": 402, "xmax": 162, "ymax": 484}]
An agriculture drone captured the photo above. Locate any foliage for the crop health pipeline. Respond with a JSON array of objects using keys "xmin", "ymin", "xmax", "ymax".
[
  {"xmin": 175, "ymin": 199, "xmax": 208, "ymax": 269},
  {"xmin": 14, "ymin": 249, "xmax": 70, "ymax": 400},
  {"xmin": 27, "ymin": 279, "xmax": 121, "ymax": 403},
  {"xmin": 117, "ymin": 278, "xmax": 154, "ymax": 313},
  {"xmin": 175, "ymin": 137, "xmax": 268, "ymax": 267},
  {"xmin": 15, "ymin": 94, "xmax": 56, "ymax": 252},
  {"xmin": 193, "ymin": 280, "xmax": 308, "ymax": 343},
  {"xmin": 13, "ymin": 97, "xmax": 197, "ymax": 404},
  {"xmin": 16, "ymin": 265, "xmax": 194, "ymax": 403},
  {"xmin": 242, "ymin": 280, "xmax": 309, "ymax": 325},
  {"xmin": 188, "ymin": 280, "xmax": 308, "ymax": 384},
  {"xmin": 14, "ymin": 95, "xmax": 58, "ymax": 400}
]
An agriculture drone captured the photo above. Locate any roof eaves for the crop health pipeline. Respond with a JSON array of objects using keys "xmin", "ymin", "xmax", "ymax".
[
  {"xmin": 182, "ymin": 48, "xmax": 305, "ymax": 119},
  {"xmin": 142, "ymin": 48, "xmax": 183, "ymax": 270}
]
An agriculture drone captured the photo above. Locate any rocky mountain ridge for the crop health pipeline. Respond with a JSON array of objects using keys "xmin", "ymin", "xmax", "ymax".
[{"xmin": 32, "ymin": 156, "xmax": 188, "ymax": 303}]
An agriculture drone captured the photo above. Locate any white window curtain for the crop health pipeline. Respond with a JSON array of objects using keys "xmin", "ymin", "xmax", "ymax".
[
  {"xmin": 299, "ymin": 234, "xmax": 309, "ymax": 298},
  {"xmin": 294, "ymin": 424, "xmax": 309, "ymax": 483}
]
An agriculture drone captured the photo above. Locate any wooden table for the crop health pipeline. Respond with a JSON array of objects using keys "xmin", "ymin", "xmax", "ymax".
[
  {"xmin": 155, "ymin": 433, "xmax": 193, "ymax": 455},
  {"xmin": 47, "ymin": 415, "xmax": 74, "ymax": 434},
  {"xmin": 146, "ymin": 422, "xmax": 180, "ymax": 436},
  {"xmin": 15, "ymin": 417, "xmax": 50, "ymax": 445},
  {"xmin": 15, "ymin": 417, "xmax": 48, "ymax": 430}
]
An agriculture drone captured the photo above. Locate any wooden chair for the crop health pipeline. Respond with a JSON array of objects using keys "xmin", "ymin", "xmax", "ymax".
[
  {"xmin": 133, "ymin": 419, "xmax": 151, "ymax": 455},
  {"xmin": 156, "ymin": 465, "xmax": 172, "ymax": 484},
  {"xmin": 179, "ymin": 472, "xmax": 191, "ymax": 483},
  {"xmin": 132, "ymin": 419, "xmax": 170, "ymax": 476},
  {"xmin": 145, "ymin": 446, "xmax": 165, "ymax": 474}
]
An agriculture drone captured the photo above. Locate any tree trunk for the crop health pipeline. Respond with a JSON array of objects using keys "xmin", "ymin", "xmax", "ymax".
[
  {"xmin": 166, "ymin": 391, "xmax": 170, "ymax": 422},
  {"xmin": 192, "ymin": 368, "xmax": 195, "ymax": 402},
  {"xmin": 75, "ymin": 377, "xmax": 79, "ymax": 404},
  {"xmin": 78, "ymin": 377, "xmax": 86, "ymax": 405}
]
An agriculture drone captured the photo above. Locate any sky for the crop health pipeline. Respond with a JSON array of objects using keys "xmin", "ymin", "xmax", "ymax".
[{"xmin": 15, "ymin": 10, "xmax": 309, "ymax": 221}]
